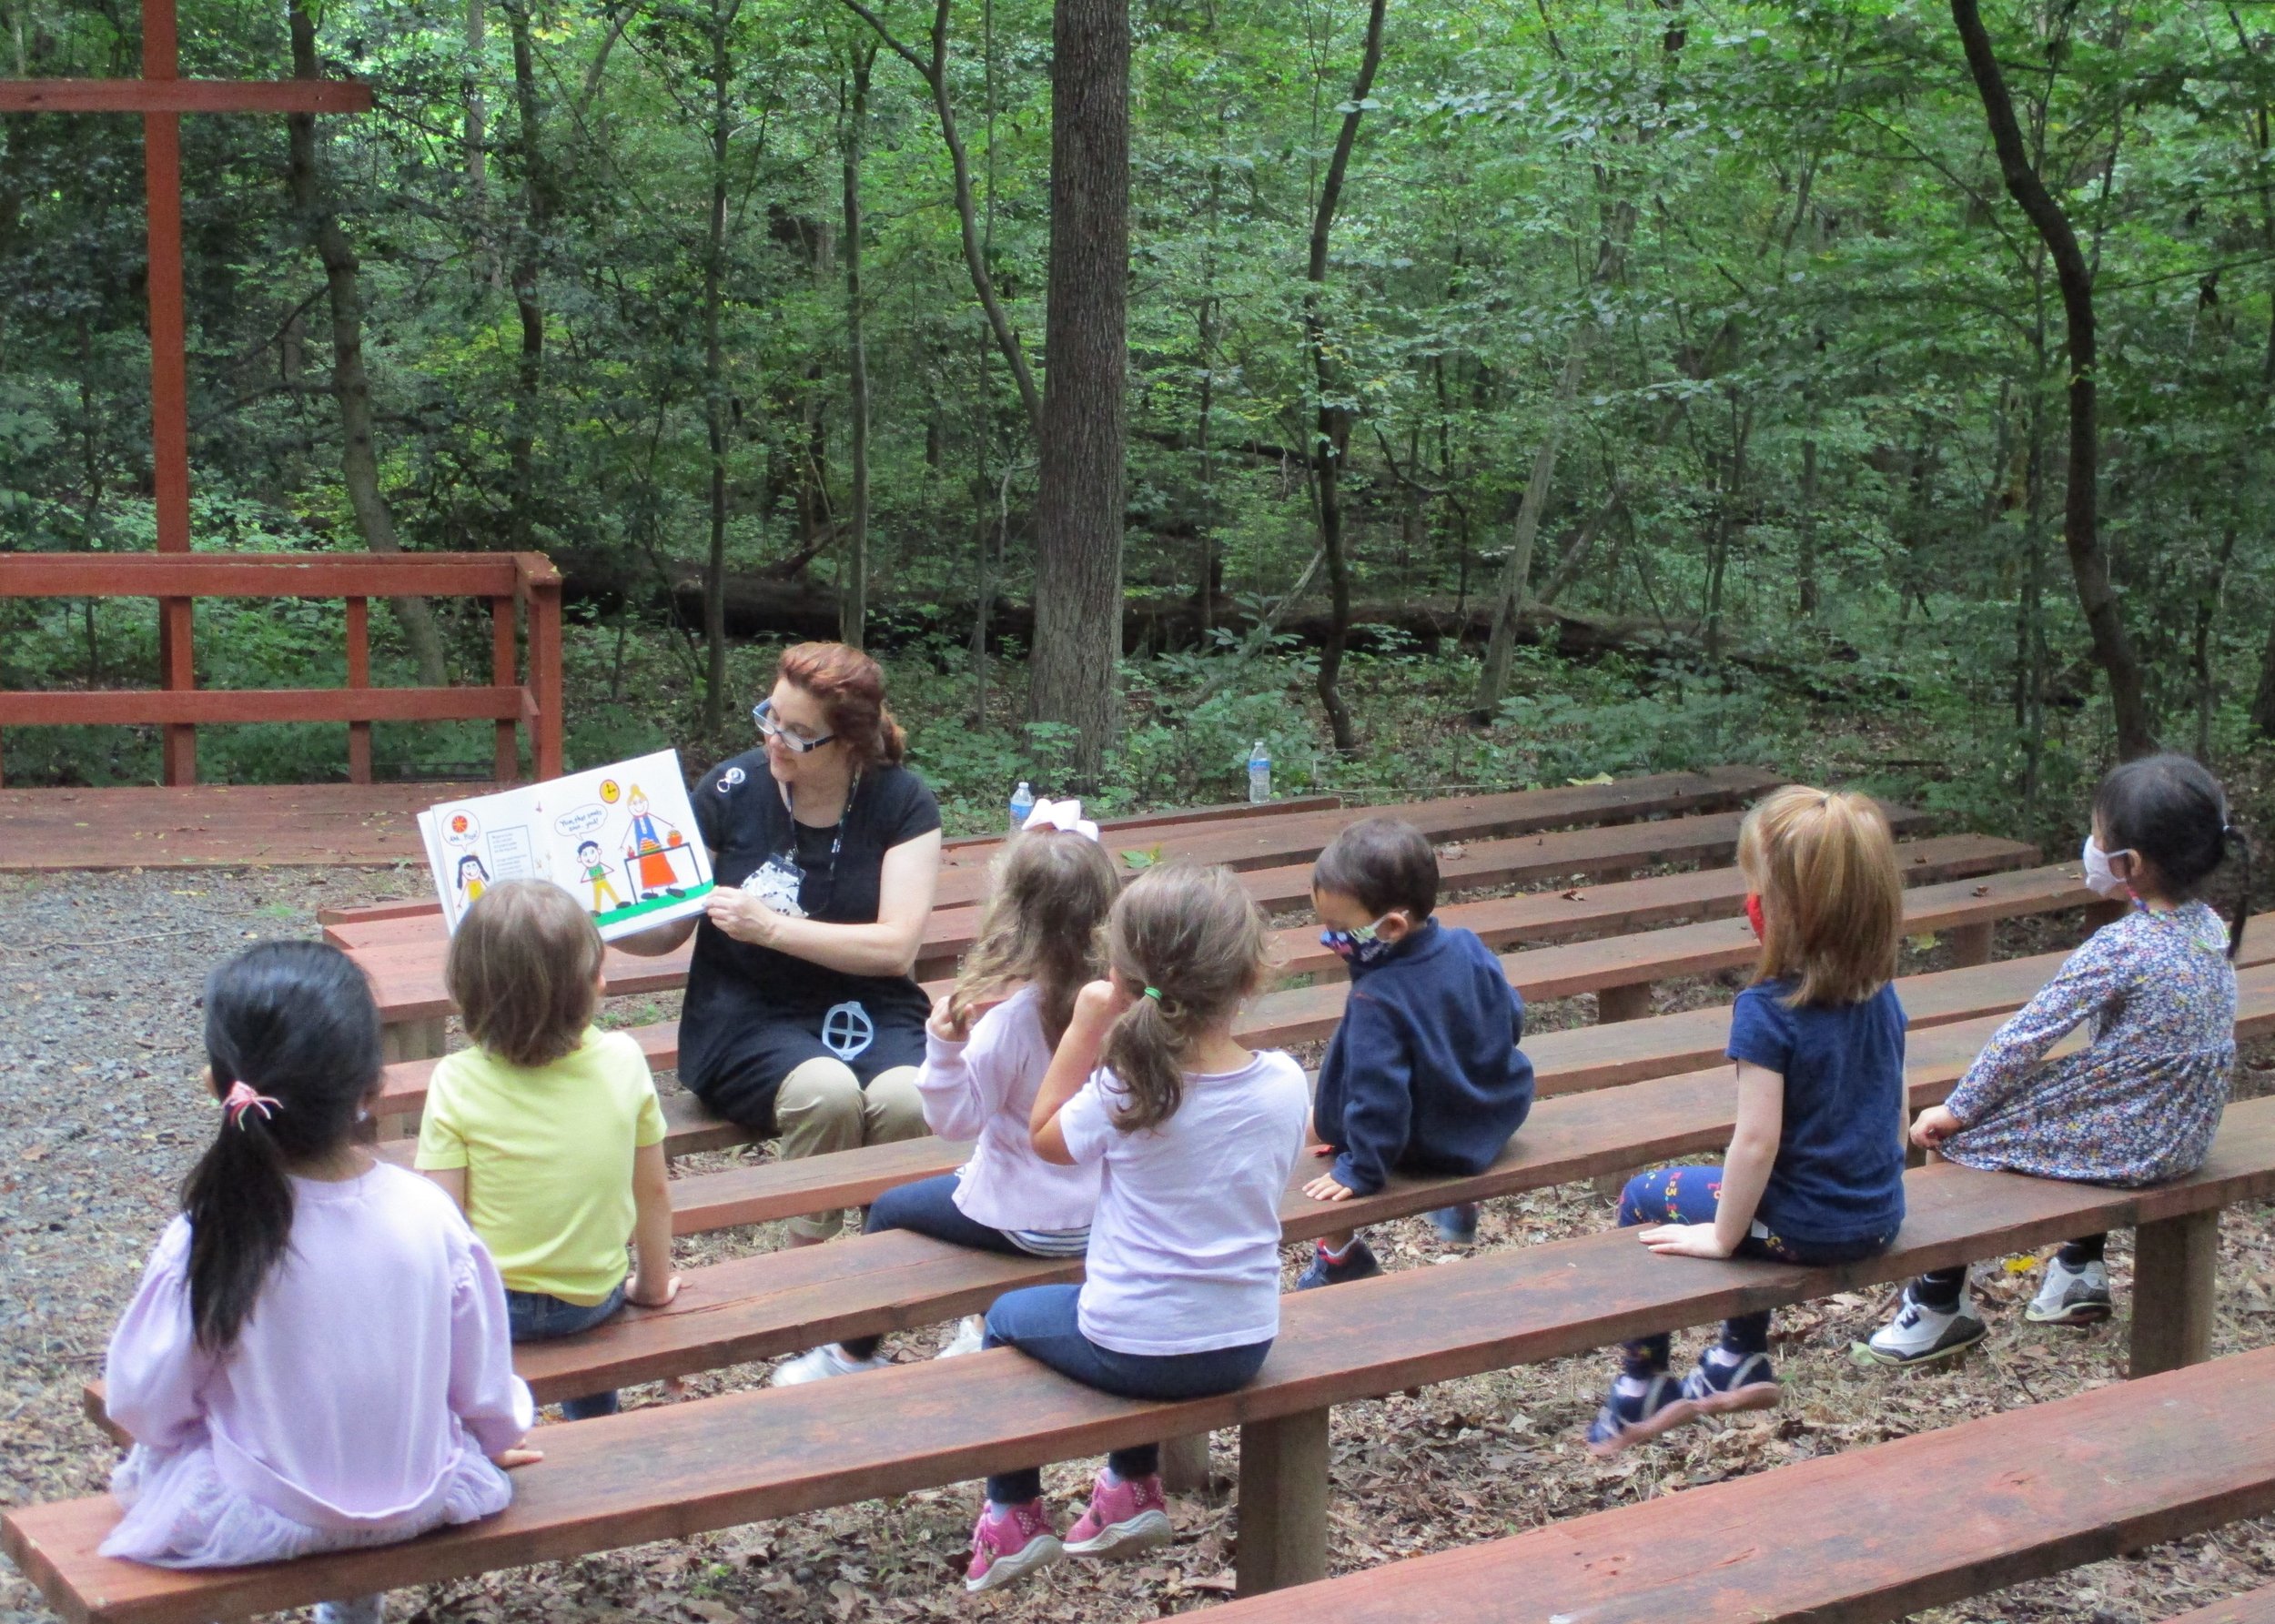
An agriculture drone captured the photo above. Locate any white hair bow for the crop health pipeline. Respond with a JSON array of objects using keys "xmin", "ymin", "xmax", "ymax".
[{"xmin": 1022, "ymin": 797, "xmax": 1100, "ymax": 842}]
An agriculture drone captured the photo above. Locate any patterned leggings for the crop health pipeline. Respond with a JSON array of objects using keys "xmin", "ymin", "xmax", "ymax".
[{"xmin": 1615, "ymin": 1165, "xmax": 1895, "ymax": 1374}]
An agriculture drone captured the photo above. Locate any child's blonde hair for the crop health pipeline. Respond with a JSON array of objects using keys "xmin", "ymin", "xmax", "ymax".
[
  {"xmin": 949, "ymin": 828, "xmax": 1119, "ymax": 1045},
  {"xmin": 1099, "ymin": 863, "xmax": 1271, "ymax": 1132},
  {"xmin": 1737, "ymin": 785, "xmax": 1902, "ymax": 1007},
  {"xmin": 446, "ymin": 880, "xmax": 605, "ymax": 1067}
]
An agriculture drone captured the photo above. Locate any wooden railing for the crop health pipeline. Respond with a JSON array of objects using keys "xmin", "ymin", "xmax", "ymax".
[{"xmin": 0, "ymin": 552, "xmax": 564, "ymax": 788}]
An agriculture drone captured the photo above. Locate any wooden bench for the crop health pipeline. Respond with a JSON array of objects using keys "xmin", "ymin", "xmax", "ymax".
[
  {"xmin": 363, "ymin": 850, "xmax": 2087, "ymax": 1155},
  {"xmin": 351, "ymin": 797, "xmax": 1837, "ymax": 1060},
  {"xmin": 322, "ymin": 767, "xmax": 1779, "ymax": 943},
  {"xmin": 22, "ymin": 1095, "xmax": 2275, "ymax": 1622},
  {"xmin": 329, "ymin": 966, "xmax": 2275, "ymax": 1409},
  {"xmin": 1191, "ymin": 1343, "xmax": 2275, "ymax": 1624},
  {"xmin": 2167, "ymin": 1586, "xmax": 2275, "ymax": 1624}
]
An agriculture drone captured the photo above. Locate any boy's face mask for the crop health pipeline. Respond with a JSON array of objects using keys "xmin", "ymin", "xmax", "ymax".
[{"xmin": 1320, "ymin": 915, "xmax": 1399, "ymax": 966}]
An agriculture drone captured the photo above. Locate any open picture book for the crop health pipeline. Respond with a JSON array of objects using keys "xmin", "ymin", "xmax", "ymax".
[{"xmin": 416, "ymin": 749, "xmax": 715, "ymax": 940}]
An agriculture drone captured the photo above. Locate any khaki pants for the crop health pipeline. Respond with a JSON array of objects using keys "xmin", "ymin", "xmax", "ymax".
[{"xmin": 774, "ymin": 1059, "xmax": 927, "ymax": 1242}]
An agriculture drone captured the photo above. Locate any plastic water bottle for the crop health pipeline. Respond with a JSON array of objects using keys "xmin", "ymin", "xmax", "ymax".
[
  {"xmin": 1247, "ymin": 741, "xmax": 1271, "ymax": 805},
  {"xmin": 1008, "ymin": 780, "xmax": 1035, "ymax": 832}
]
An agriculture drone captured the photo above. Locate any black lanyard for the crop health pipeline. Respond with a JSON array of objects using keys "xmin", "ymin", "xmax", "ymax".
[{"xmin": 780, "ymin": 772, "xmax": 857, "ymax": 914}]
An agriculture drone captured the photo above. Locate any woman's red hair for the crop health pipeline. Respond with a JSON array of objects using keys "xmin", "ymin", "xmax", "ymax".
[{"xmin": 776, "ymin": 642, "xmax": 906, "ymax": 767}]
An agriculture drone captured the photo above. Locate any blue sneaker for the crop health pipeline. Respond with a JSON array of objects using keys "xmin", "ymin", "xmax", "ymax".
[
  {"xmin": 1295, "ymin": 1237, "xmax": 1383, "ymax": 1289},
  {"xmin": 1584, "ymin": 1371, "xmax": 1691, "ymax": 1458},
  {"xmin": 1678, "ymin": 1347, "xmax": 1782, "ymax": 1417},
  {"xmin": 1427, "ymin": 1203, "xmax": 1480, "ymax": 1246}
]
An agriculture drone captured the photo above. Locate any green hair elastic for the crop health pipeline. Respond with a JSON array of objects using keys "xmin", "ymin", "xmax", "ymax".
[{"xmin": 1142, "ymin": 986, "xmax": 1163, "ymax": 1001}]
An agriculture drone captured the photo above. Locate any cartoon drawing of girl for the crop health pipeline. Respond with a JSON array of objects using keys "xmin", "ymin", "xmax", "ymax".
[
  {"xmin": 622, "ymin": 787, "xmax": 686, "ymax": 901},
  {"xmin": 455, "ymin": 853, "xmax": 490, "ymax": 906}
]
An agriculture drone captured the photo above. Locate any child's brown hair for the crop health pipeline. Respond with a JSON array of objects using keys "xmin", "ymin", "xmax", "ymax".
[
  {"xmin": 445, "ymin": 880, "xmax": 606, "ymax": 1067},
  {"xmin": 949, "ymin": 828, "xmax": 1119, "ymax": 1045},
  {"xmin": 1311, "ymin": 816, "xmax": 1440, "ymax": 921},
  {"xmin": 1100, "ymin": 862, "xmax": 1272, "ymax": 1132},
  {"xmin": 1737, "ymin": 785, "xmax": 1902, "ymax": 1007}
]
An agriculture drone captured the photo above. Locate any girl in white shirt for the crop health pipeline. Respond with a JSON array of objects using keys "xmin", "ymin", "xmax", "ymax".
[
  {"xmin": 101, "ymin": 942, "xmax": 535, "ymax": 1624},
  {"xmin": 959, "ymin": 862, "xmax": 1309, "ymax": 1593},
  {"xmin": 774, "ymin": 802, "xmax": 1119, "ymax": 1384}
]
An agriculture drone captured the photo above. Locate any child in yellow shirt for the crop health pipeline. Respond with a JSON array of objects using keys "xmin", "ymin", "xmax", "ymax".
[{"xmin": 417, "ymin": 881, "xmax": 678, "ymax": 1419}]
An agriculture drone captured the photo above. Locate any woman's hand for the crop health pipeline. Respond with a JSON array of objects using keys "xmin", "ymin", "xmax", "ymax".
[
  {"xmin": 1637, "ymin": 1222, "xmax": 1734, "ymax": 1259},
  {"xmin": 1910, "ymin": 1105, "xmax": 1963, "ymax": 1149},
  {"xmin": 703, "ymin": 885, "xmax": 783, "ymax": 948}
]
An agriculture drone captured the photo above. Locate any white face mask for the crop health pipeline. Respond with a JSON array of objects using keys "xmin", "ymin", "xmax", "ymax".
[{"xmin": 2080, "ymin": 835, "xmax": 2135, "ymax": 898}]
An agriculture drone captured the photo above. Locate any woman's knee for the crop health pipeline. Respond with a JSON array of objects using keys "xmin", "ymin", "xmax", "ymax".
[
  {"xmin": 774, "ymin": 1057, "xmax": 864, "ymax": 1150},
  {"xmin": 860, "ymin": 1064, "xmax": 928, "ymax": 1144}
]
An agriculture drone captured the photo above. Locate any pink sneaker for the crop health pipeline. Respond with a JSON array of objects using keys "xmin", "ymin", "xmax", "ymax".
[
  {"xmin": 965, "ymin": 1499, "xmax": 1064, "ymax": 1592},
  {"xmin": 1063, "ymin": 1470, "xmax": 1173, "ymax": 1559}
]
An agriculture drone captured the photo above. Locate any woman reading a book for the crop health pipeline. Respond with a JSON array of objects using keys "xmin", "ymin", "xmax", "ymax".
[{"xmin": 619, "ymin": 641, "xmax": 943, "ymax": 1246}]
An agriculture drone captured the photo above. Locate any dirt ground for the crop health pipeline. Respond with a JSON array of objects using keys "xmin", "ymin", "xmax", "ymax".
[{"xmin": 5, "ymin": 864, "xmax": 2273, "ymax": 1624}]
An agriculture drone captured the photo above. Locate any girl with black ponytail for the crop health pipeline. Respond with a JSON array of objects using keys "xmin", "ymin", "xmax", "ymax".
[
  {"xmin": 100, "ymin": 943, "xmax": 534, "ymax": 1624},
  {"xmin": 1863, "ymin": 752, "xmax": 2250, "ymax": 1369}
]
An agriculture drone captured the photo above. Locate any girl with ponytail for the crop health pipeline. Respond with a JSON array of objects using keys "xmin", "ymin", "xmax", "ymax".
[
  {"xmin": 949, "ymin": 863, "xmax": 1310, "ymax": 1593},
  {"xmin": 1864, "ymin": 752, "xmax": 2250, "ymax": 1368},
  {"xmin": 777, "ymin": 803, "xmax": 1119, "ymax": 1385},
  {"xmin": 101, "ymin": 942, "xmax": 534, "ymax": 1624}
]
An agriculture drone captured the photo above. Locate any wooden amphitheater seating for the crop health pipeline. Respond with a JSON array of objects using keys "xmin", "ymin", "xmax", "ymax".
[
  {"xmin": 1191, "ymin": 1343, "xmax": 2275, "ymax": 1624},
  {"xmin": 2166, "ymin": 1585, "xmax": 2275, "ymax": 1624},
  {"xmin": 341, "ymin": 768, "xmax": 1790, "ymax": 1055},
  {"xmin": 21, "ymin": 1094, "xmax": 2275, "ymax": 1622},
  {"xmin": 319, "ymin": 964, "xmax": 2275, "ymax": 1409},
  {"xmin": 363, "ymin": 850, "xmax": 2084, "ymax": 1154}
]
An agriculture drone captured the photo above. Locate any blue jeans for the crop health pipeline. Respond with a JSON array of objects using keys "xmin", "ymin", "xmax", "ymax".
[
  {"xmin": 1616, "ymin": 1165, "xmax": 1894, "ymax": 1373},
  {"xmin": 838, "ymin": 1174, "xmax": 1031, "ymax": 1361},
  {"xmin": 979, "ymin": 1283, "xmax": 1270, "ymax": 1505},
  {"xmin": 505, "ymin": 1284, "xmax": 626, "ymax": 1420}
]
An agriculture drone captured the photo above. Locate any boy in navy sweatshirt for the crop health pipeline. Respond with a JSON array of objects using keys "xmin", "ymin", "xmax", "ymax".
[{"xmin": 1299, "ymin": 817, "xmax": 1536, "ymax": 1287}]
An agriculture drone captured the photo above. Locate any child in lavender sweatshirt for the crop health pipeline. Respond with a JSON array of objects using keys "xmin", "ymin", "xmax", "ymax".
[
  {"xmin": 772, "ymin": 800, "xmax": 1120, "ymax": 1384},
  {"xmin": 101, "ymin": 942, "xmax": 535, "ymax": 1624}
]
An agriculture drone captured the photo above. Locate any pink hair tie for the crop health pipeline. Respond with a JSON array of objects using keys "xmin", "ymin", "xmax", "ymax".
[{"xmin": 222, "ymin": 1080, "xmax": 282, "ymax": 1129}]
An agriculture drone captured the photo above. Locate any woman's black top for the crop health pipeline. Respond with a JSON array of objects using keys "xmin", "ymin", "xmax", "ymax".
[{"xmin": 678, "ymin": 751, "xmax": 940, "ymax": 1090}]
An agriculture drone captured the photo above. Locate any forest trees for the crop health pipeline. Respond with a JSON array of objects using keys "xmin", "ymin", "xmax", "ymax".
[{"xmin": 5, "ymin": 0, "xmax": 2275, "ymax": 799}]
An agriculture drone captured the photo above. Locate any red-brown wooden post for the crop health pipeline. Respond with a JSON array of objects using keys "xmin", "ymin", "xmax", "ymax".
[
  {"xmin": 345, "ymin": 596, "xmax": 372, "ymax": 784},
  {"xmin": 519, "ymin": 555, "xmax": 565, "ymax": 781},
  {"xmin": 490, "ymin": 596, "xmax": 520, "ymax": 783},
  {"xmin": 142, "ymin": 0, "xmax": 197, "ymax": 785}
]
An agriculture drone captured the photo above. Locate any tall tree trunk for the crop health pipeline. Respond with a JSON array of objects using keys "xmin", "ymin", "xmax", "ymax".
[
  {"xmin": 1473, "ymin": 204, "xmax": 1632, "ymax": 719},
  {"xmin": 1026, "ymin": 0, "xmax": 1129, "ymax": 783},
  {"xmin": 2194, "ymin": 528, "xmax": 2238, "ymax": 760},
  {"xmin": 287, "ymin": 0, "xmax": 449, "ymax": 687},
  {"xmin": 504, "ymin": 1, "xmax": 548, "ymax": 552},
  {"xmin": 700, "ymin": 0, "xmax": 736, "ymax": 733},
  {"xmin": 1302, "ymin": 0, "xmax": 1388, "ymax": 753},
  {"xmin": 464, "ymin": 0, "xmax": 487, "ymax": 199},
  {"xmin": 840, "ymin": 41, "xmax": 875, "ymax": 649},
  {"xmin": 1950, "ymin": 0, "xmax": 2155, "ymax": 759},
  {"xmin": 1796, "ymin": 436, "xmax": 1819, "ymax": 619}
]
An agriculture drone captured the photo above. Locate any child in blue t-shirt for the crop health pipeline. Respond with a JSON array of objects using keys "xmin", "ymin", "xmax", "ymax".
[
  {"xmin": 1585, "ymin": 785, "xmax": 1908, "ymax": 1456},
  {"xmin": 1298, "ymin": 817, "xmax": 1536, "ymax": 1286}
]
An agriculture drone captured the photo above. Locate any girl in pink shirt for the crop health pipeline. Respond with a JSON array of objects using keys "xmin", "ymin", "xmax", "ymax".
[
  {"xmin": 774, "ymin": 802, "xmax": 1119, "ymax": 1383},
  {"xmin": 101, "ymin": 942, "xmax": 535, "ymax": 1624}
]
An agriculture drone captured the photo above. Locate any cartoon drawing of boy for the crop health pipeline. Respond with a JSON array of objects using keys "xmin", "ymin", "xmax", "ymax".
[
  {"xmin": 455, "ymin": 852, "xmax": 490, "ymax": 906},
  {"xmin": 622, "ymin": 786, "xmax": 687, "ymax": 901},
  {"xmin": 579, "ymin": 839, "xmax": 625, "ymax": 914}
]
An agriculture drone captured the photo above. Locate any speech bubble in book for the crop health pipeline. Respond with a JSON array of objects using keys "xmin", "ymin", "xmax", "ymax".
[
  {"xmin": 555, "ymin": 804, "xmax": 608, "ymax": 838},
  {"xmin": 442, "ymin": 811, "xmax": 481, "ymax": 850}
]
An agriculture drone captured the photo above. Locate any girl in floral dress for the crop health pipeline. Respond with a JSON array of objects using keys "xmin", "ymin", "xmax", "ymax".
[{"xmin": 1861, "ymin": 752, "xmax": 2252, "ymax": 1366}]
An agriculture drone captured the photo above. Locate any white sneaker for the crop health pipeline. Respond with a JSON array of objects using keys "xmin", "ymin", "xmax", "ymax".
[
  {"xmin": 935, "ymin": 1316, "xmax": 986, "ymax": 1359},
  {"xmin": 1854, "ymin": 1282, "xmax": 1987, "ymax": 1367},
  {"xmin": 2026, "ymin": 1256, "xmax": 2113, "ymax": 1324},
  {"xmin": 770, "ymin": 1344, "xmax": 890, "ymax": 1386}
]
